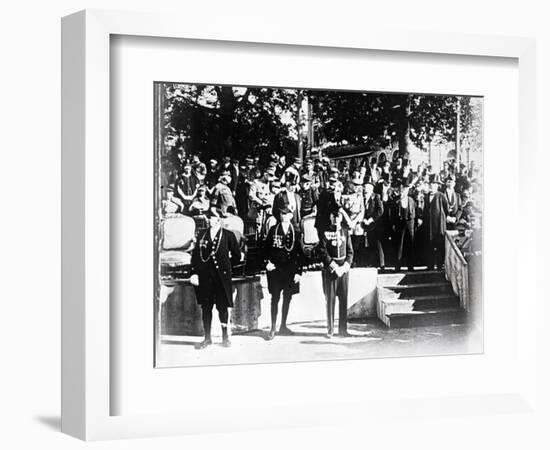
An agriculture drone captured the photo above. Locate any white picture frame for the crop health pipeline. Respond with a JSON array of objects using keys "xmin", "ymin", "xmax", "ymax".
[{"xmin": 61, "ymin": 9, "xmax": 537, "ymax": 441}]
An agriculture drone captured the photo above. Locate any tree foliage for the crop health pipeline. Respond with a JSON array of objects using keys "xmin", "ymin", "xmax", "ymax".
[
  {"xmin": 165, "ymin": 84, "xmax": 299, "ymax": 160},
  {"xmin": 164, "ymin": 83, "xmax": 483, "ymax": 161}
]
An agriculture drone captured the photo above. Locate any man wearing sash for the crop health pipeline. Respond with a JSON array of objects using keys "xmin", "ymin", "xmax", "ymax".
[
  {"xmin": 263, "ymin": 205, "xmax": 304, "ymax": 340},
  {"xmin": 190, "ymin": 207, "xmax": 242, "ymax": 349},
  {"xmin": 318, "ymin": 204, "xmax": 354, "ymax": 338}
]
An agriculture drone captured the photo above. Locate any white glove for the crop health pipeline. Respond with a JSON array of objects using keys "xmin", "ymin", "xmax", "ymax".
[
  {"xmin": 190, "ymin": 274, "xmax": 199, "ymax": 286},
  {"xmin": 293, "ymin": 274, "xmax": 301, "ymax": 284},
  {"xmin": 266, "ymin": 262, "xmax": 276, "ymax": 272},
  {"xmin": 417, "ymin": 219, "xmax": 423, "ymax": 226}
]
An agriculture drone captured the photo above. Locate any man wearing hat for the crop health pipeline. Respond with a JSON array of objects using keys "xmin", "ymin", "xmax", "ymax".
[
  {"xmin": 362, "ymin": 182, "xmax": 385, "ymax": 269},
  {"xmin": 282, "ymin": 156, "xmax": 302, "ymax": 184},
  {"xmin": 211, "ymin": 170, "xmax": 237, "ymax": 215},
  {"xmin": 315, "ymin": 174, "xmax": 341, "ymax": 235},
  {"xmin": 390, "ymin": 181, "xmax": 418, "ymax": 271},
  {"xmin": 263, "ymin": 205, "xmax": 304, "ymax": 339},
  {"xmin": 248, "ymin": 168, "xmax": 274, "ymax": 236},
  {"xmin": 299, "ymin": 173, "xmax": 318, "ymax": 218},
  {"xmin": 318, "ymin": 203, "xmax": 354, "ymax": 338},
  {"xmin": 205, "ymin": 158, "xmax": 219, "ymax": 188},
  {"xmin": 341, "ymin": 172, "xmax": 365, "ymax": 266},
  {"xmin": 228, "ymin": 157, "xmax": 240, "ymax": 194},
  {"xmin": 272, "ymin": 170, "xmax": 302, "ymax": 226},
  {"xmin": 443, "ymin": 175, "xmax": 461, "ymax": 230},
  {"xmin": 190, "ymin": 207, "xmax": 242, "ymax": 349},
  {"xmin": 422, "ymin": 177, "xmax": 449, "ymax": 270},
  {"xmin": 274, "ymin": 154, "xmax": 286, "ymax": 179}
]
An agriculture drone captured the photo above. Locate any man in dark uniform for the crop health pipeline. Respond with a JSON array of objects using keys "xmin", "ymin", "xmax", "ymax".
[
  {"xmin": 190, "ymin": 207, "xmax": 242, "ymax": 349},
  {"xmin": 318, "ymin": 204, "xmax": 354, "ymax": 338},
  {"xmin": 263, "ymin": 205, "xmax": 304, "ymax": 340}
]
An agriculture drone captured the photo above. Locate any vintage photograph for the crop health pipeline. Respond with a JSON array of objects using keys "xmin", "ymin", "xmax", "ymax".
[{"xmin": 154, "ymin": 82, "xmax": 483, "ymax": 368}]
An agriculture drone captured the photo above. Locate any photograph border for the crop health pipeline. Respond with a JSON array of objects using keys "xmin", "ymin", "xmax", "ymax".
[{"xmin": 61, "ymin": 8, "xmax": 536, "ymax": 440}]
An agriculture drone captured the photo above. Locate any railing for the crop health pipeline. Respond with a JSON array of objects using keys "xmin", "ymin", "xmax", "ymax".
[{"xmin": 444, "ymin": 230, "xmax": 470, "ymax": 311}]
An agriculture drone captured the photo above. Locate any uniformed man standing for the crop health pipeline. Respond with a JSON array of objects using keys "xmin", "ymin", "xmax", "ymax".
[
  {"xmin": 190, "ymin": 207, "xmax": 242, "ymax": 349},
  {"xmin": 264, "ymin": 205, "xmax": 304, "ymax": 340},
  {"xmin": 318, "ymin": 204, "xmax": 354, "ymax": 338}
]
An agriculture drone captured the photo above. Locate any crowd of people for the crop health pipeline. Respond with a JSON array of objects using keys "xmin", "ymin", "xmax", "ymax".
[
  {"xmin": 163, "ymin": 147, "xmax": 482, "ymax": 347},
  {"xmin": 163, "ymin": 147, "xmax": 482, "ymax": 273}
]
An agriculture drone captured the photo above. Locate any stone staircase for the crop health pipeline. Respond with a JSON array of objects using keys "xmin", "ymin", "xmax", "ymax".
[{"xmin": 377, "ymin": 270, "xmax": 466, "ymax": 328}]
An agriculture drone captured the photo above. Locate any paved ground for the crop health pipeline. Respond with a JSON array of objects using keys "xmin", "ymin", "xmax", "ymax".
[
  {"xmin": 156, "ymin": 272, "xmax": 483, "ymax": 368},
  {"xmin": 157, "ymin": 319, "xmax": 482, "ymax": 368}
]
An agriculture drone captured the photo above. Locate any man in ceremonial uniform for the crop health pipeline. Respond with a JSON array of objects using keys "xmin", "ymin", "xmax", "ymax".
[
  {"xmin": 263, "ymin": 205, "xmax": 304, "ymax": 340},
  {"xmin": 318, "ymin": 205, "xmax": 354, "ymax": 338},
  {"xmin": 190, "ymin": 207, "xmax": 242, "ymax": 349}
]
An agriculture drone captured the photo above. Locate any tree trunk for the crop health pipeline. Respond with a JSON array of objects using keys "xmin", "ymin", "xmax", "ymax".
[
  {"xmin": 219, "ymin": 86, "xmax": 235, "ymax": 157},
  {"xmin": 396, "ymin": 95, "xmax": 412, "ymax": 158}
]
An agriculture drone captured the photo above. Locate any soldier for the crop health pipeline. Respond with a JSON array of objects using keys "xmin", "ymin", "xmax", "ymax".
[
  {"xmin": 190, "ymin": 207, "xmax": 242, "ymax": 349},
  {"xmin": 263, "ymin": 205, "xmax": 304, "ymax": 340},
  {"xmin": 318, "ymin": 204, "xmax": 354, "ymax": 338}
]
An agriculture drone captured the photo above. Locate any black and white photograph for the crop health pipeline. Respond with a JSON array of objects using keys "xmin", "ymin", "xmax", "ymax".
[{"xmin": 154, "ymin": 82, "xmax": 483, "ymax": 368}]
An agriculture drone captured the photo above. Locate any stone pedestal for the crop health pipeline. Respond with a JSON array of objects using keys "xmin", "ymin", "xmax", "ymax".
[
  {"xmin": 160, "ymin": 276, "xmax": 263, "ymax": 336},
  {"xmin": 346, "ymin": 268, "xmax": 379, "ymax": 319}
]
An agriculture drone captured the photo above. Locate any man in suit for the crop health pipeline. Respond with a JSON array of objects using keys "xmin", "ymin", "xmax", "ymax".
[
  {"xmin": 190, "ymin": 207, "xmax": 242, "ymax": 349},
  {"xmin": 315, "ymin": 175, "xmax": 342, "ymax": 236},
  {"xmin": 362, "ymin": 182, "xmax": 385, "ymax": 269},
  {"xmin": 263, "ymin": 205, "xmax": 304, "ymax": 340},
  {"xmin": 422, "ymin": 178, "xmax": 449, "ymax": 270},
  {"xmin": 443, "ymin": 175, "xmax": 461, "ymax": 230},
  {"xmin": 391, "ymin": 181, "xmax": 418, "ymax": 271},
  {"xmin": 228, "ymin": 157, "xmax": 240, "ymax": 194},
  {"xmin": 272, "ymin": 171, "xmax": 302, "ymax": 226},
  {"xmin": 318, "ymin": 204, "xmax": 354, "ymax": 338},
  {"xmin": 299, "ymin": 173, "xmax": 318, "ymax": 218}
]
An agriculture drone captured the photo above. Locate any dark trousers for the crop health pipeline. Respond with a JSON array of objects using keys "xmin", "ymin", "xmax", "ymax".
[
  {"xmin": 351, "ymin": 235, "xmax": 364, "ymax": 266},
  {"xmin": 270, "ymin": 288, "xmax": 292, "ymax": 330},
  {"xmin": 366, "ymin": 232, "xmax": 385, "ymax": 268},
  {"xmin": 201, "ymin": 301, "xmax": 229, "ymax": 339},
  {"xmin": 322, "ymin": 269, "xmax": 349, "ymax": 335},
  {"xmin": 396, "ymin": 223, "xmax": 415, "ymax": 270},
  {"xmin": 427, "ymin": 235, "xmax": 445, "ymax": 269}
]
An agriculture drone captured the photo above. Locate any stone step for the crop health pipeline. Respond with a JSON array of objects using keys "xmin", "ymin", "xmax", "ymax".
[
  {"xmin": 378, "ymin": 270, "xmax": 447, "ymax": 286},
  {"xmin": 383, "ymin": 282, "xmax": 453, "ymax": 297},
  {"xmin": 407, "ymin": 294, "xmax": 460, "ymax": 310},
  {"xmin": 385, "ymin": 307, "xmax": 466, "ymax": 328}
]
